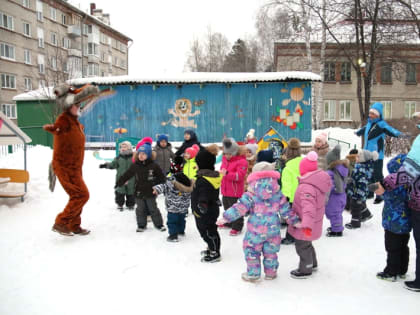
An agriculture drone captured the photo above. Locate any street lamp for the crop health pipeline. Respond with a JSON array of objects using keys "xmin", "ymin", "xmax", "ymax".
[{"xmin": 358, "ymin": 58, "xmax": 367, "ymax": 77}]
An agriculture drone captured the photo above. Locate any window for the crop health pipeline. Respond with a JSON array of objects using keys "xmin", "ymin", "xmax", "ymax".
[
  {"xmin": 61, "ymin": 14, "xmax": 67, "ymax": 25},
  {"xmin": 0, "ymin": 42, "xmax": 15, "ymax": 60},
  {"xmin": 50, "ymin": 7, "xmax": 56, "ymax": 21},
  {"xmin": 38, "ymin": 79, "xmax": 46, "ymax": 88},
  {"xmin": 62, "ymin": 37, "xmax": 70, "ymax": 49},
  {"xmin": 24, "ymin": 77, "xmax": 32, "ymax": 91},
  {"xmin": 101, "ymin": 52, "xmax": 106, "ymax": 62},
  {"xmin": 324, "ymin": 62, "xmax": 336, "ymax": 82},
  {"xmin": 381, "ymin": 62, "xmax": 392, "ymax": 83},
  {"xmin": 339, "ymin": 100, "xmax": 351, "ymax": 120},
  {"xmin": 1, "ymin": 73, "xmax": 16, "ymax": 89},
  {"xmin": 87, "ymin": 43, "xmax": 98, "ymax": 56},
  {"xmin": 23, "ymin": 22, "xmax": 31, "ymax": 36},
  {"xmin": 340, "ymin": 62, "xmax": 351, "ymax": 82},
  {"xmin": 37, "ymin": 27, "xmax": 44, "ymax": 48},
  {"xmin": 50, "ymin": 32, "xmax": 57, "ymax": 46},
  {"xmin": 120, "ymin": 58, "xmax": 126, "ymax": 69},
  {"xmin": 87, "ymin": 63, "xmax": 99, "ymax": 76},
  {"xmin": 24, "ymin": 49, "xmax": 31, "ymax": 64},
  {"xmin": 82, "ymin": 24, "xmax": 88, "ymax": 35},
  {"xmin": 1, "ymin": 104, "xmax": 17, "ymax": 119},
  {"xmin": 381, "ymin": 100, "xmax": 392, "ymax": 119},
  {"xmin": 38, "ymin": 54, "xmax": 45, "ymax": 74},
  {"xmin": 62, "ymin": 62, "xmax": 68, "ymax": 73},
  {"xmin": 23, "ymin": 0, "xmax": 30, "ymax": 8},
  {"xmin": 36, "ymin": 0, "xmax": 43, "ymax": 21},
  {"xmin": 324, "ymin": 100, "xmax": 336, "ymax": 120},
  {"xmin": 0, "ymin": 12, "xmax": 14, "ymax": 30},
  {"xmin": 50, "ymin": 56, "xmax": 57, "ymax": 70},
  {"xmin": 114, "ymin": 56, "xmax": 118, "ymax": 65},
  {"xmin": 405, "ymin": 101, "xmax": 418, "ymax": 118},
  {"xmin": 406, "ymin": 63, "xmax": 416, "ymax": 84}
]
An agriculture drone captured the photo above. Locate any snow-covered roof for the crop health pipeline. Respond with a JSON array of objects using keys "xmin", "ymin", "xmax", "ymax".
[
  {"xmin": 67, "ymin": 71, "xmax": 321, "ymax": 86},
  {"xmin": 0, "ymin": 111, "xmax": 31, "ymax": 145},
  {"xmin": 13, "ymin": 87, "xmax": 55, "ymax": 102}
]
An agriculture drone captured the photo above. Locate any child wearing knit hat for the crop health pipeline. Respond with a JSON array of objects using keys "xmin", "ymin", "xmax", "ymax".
[
  {"xmin": 99, "ymin": 141, "xmax": 136, "ymax": 211},
  {"xmin": 116, "ymin": 140, "xmax": 167, "ymax": 233},
  {"xmin": 345, "ymin": 149, "xmax": 379, "ymax": 229},
  {"xmin": 183, "ymin": 144, "xmax": 200, "ymax": 180},
  {"xmin": 245, "ymin": 128, "xmax": 257, "ymax": 144},
  {"xmin": 219, "ymin": 138, "xmax": 248, "ymax": 236},
  {"xmin": 309, "ymin": 132, "xmax": 330, "ymax": 170},
  {"xmin": 287, "ymin": 151, "xmax": 332, "ymax": 278},
  {"xmin": 153, "ymin": 134, "xmax": 175, "ymax": 175},
  {"xmin": 244, "ymin": 143, "xmax": 259, "ymax": 191}
]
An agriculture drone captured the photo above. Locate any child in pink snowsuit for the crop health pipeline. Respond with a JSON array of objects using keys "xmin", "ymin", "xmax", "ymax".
[{"xmin": 219, "ymin": 162, "xmax": 299, "ymax": 282}]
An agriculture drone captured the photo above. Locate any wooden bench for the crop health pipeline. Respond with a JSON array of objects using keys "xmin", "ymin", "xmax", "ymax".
[{"xmin": 0, "ymin": 169, "xmax": 30, "ymax": 202}]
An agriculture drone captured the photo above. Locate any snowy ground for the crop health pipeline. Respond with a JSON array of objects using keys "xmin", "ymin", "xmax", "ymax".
[{"xmin": 0, "ymin": 128, "xmax": 418, "ymax": 315}]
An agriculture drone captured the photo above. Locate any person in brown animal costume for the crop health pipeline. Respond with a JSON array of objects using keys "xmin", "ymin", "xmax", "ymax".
[{"xmin": 43, "ymin": 83, "xmax": 99, "ymax": 236}]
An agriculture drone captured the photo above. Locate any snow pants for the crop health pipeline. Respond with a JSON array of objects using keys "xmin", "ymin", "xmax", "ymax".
[
  {"xmin": 167, "ymin": 212, "xmax": 186, "ymax": 236},
  {"xmin": 412, "ymin": 210, "xmax": 420, "ymax": 284},
  {"xmin": 295, "ymin": 239, "xmax": 318, "ymax": 274},
  {"xmin": 194, "ymin": 208, "xmax": 220, "ymax": 253},
  {"xmin": 325, "ymin": 193, "xmax": 346, "ymax": 232},
  {"xmin": 383, "ymin": 230, "xmax": 410, "ymax": 276},
  {"xmin": 54, "ymin": 166, "xmax": 89, "ymax": 231},
  {"xmin": 136, "ymin": 197, "xmax": 163, "ymax": 229},
  {"xmin": 115, "ymin": 192, "xmax": 135, "ymax": 208},
  {"xmin": 243, "ymin": 231, "xmax": 281, "ymax": 278},
  {"xmin": 223, "ymin": 196, "xmax": 244, "ymax": 232}
]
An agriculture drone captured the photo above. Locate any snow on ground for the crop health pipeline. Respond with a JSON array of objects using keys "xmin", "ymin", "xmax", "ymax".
[{"xmin": 0, "ymin": 128, "xmax": 418, "ymax": 315}]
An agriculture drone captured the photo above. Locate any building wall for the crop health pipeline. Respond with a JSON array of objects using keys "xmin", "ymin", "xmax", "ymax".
[
  {"xmin": 77, "ymin": 82, "xmax": 313, "ymax": 144},
  {"xmin": 0, "ymin": 0, "xmax": 130, "ymax": 124},
  {"xmin": 275, "ymin": 42, "xmax": 420, "ymax": 127}
]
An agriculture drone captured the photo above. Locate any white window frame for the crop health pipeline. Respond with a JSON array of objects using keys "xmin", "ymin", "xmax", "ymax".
[
  {"xmin": 50, "ymin": 7, "xmax": 56, "ymax": 21},
  {"xmin": 1, "ymin": 104, "xmax": 17, "ymax": 119},
  {"xmin": 87, "ymin": 43, "xmax": 99, "ymax": 56},
  {"xmin": 38, "ymin": 79, "xmax": 46, "ymax": 88},
  {"xmin": 24, "ymin": 49, "xmax": 31, "ymax": 64},
  {"xmin": 1, "ymin": 73, "xmax": 16, "ymax": 89},
  {"xmin": 0, "ymin": 12, "xmax": 14, "ymax": 30},
  {"xmin": 62, "ymin": 37, "xmax": 70, "ymax": 49},
  {"xmin": 24, "ymin": 77, "xmax": 32, "ymax": 91},
  {"xmin": 0, "ymin": 42, "xmax": 15, "ymax": 60},
  {"xmin": 50, "ymin": 56, "xmax": 57, "ymax": 70},
  {"xmin": 50, "ymin": 32, "xmax": 57, "ymax": 46},
  {"xmin": 38, "ymin": 54, "xmax": 45, "ymax": 74},
  {"xmin": 380, "ymin": 100, "xmax": 392, "ymax": 119},
  {"xmin": 324, "ymin": 100, "xmax": 336, "ymax": 120},
  {"xmin": 37, "ymin": 27, "xmax": 44, "ymax": 48},
  {"xmin": 23, "ymin": 21, "xmax": 31, "ymax": 37},
  {"xmin": 23, "ymin": 0, "xmax": 30, "ymax": 8},
  {"xmin": 36, "ymin": 0, "xmax": 43, "ymax": 21},
  {"xmin": 404, "ymin": 101, "xmax": 418, "ymax": 118},
  {"xmin": 61, "ymin": 14, "xmax": 67, "ymax": 25},
  {"xmin": 87, "ymin": 63, "xmax": 99, "ymax": 76},
  {"xmin": 339, "ymin": 100, "xmax": 352, "ymax": 120}
]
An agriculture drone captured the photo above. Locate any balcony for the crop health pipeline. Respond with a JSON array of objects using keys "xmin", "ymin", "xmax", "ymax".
[
  {"xmin": 88, "ymin": 55, "xmax": 100, "ymax": 63},
  {"xmin": 67, "ymin": 25, "xmax": 81, "ymax": 37},
  {"xmin": 87, "ymin": 33, "xmax": 100, "ymax": 44},
  {"xmin": 68, "ymin": 49, "xmax": 82, "ymax": 57}
]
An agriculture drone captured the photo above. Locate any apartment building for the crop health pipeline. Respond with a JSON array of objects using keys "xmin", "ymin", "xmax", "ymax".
[
  {"xmin": 275, "ymin": 42, "xmax": 420, "ymax": 127},
  {"xmin": 0, "ymin": 0, "xmax": 132, "ymax": 123}
]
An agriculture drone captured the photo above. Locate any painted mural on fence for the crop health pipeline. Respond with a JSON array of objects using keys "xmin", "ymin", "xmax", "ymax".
[{"xmin": 79, "ymin": 81, "xmax": 312, "ymax": 143}]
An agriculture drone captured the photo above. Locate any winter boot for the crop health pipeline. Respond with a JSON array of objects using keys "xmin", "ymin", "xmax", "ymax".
[
  {"xmin": 200, "ymin": 249, "xmax": 210, "ymax": 256},
  {"xmin": 326, "ymin": 230, "xmax": 343, "ymax": 237},
  {"xmin": 52, "ymin": 224, "xmax": 74, "ymax": 236},
  {"xmin": 404, "ymin": 281, "xmax": 420, "ymax": 292},
  {"xmin": 345, "ymin": 218, "xmax": 361, "ymax": 229},
  {"xmin": 73, "ymin": 227, "xmax": 91, "ymax": 235},
  {"xmin": 156, "ymin": 226, "xmax": 166, "ymax": 232},
  {"xmin": 127, "ymin": 206, "xmax": 134, "ymax": 211},
  {"xmin": 201, "ymin": 251, "xmax": 221, "ymax": 263},
  {"xmin": 241, "ymin": 272, "xmax": 261, "ymax": 282},
  {"xmin": 264, "ymin": 273, "xmax": 277, "ymax": 280},
  {"xmin": 290, "ymin": 269, "xmax": 312, "ymax": 279},
  {"xmin": 360, "ymin": 208, "xmax": 373, "ymax": 222},
  {"xmin": 376, "ymin": 271, "xmax": 397, "ymax": 282},
  {"xmin": 167, "ymin": 234, "xmax": 179, "ymax": 242},
  {"xmin": 117, "ymin": 205, "xmax": 124, "ymax": 211},
  {"xmin": 136, "ymin": 227, "xmax": 146, "ymax": 232}
]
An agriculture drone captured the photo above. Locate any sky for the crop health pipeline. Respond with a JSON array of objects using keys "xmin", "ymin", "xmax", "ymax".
[{"xmin": 69, "ymin": 0, "xmax": 266, "ymax": 75}]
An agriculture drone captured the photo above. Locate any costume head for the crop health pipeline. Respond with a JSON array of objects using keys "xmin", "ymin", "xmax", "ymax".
[{"xmin": 54, "ymin": 83, "xmax": 100, "ymax": 112}]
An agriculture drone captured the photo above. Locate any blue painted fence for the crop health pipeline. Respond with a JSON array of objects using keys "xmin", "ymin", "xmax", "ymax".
[{"xmin": 79, "ymin": 81, "xmax": 312, "ymax": 143}]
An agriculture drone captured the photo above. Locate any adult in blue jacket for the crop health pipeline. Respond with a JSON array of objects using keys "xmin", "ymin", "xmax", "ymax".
[{"xmin": 356, "ymin": 102, "xmax": 401, "ymax": 204}]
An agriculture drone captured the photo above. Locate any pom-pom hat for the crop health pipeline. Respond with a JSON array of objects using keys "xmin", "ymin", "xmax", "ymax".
[{"xmin": 299, "ymin": 151, "xmax": 318, "ymax": 176}]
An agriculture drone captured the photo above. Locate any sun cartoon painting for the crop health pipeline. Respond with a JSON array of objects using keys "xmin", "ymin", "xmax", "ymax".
[{"xmin": 272, "ymin": 83, "xmax": 311, "ymax": 130}]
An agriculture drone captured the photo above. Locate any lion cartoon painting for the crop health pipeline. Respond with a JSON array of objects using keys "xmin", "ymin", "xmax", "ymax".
[{"xmin": 161, "ymin": 98, "xmax": 200, "ymax": 128}]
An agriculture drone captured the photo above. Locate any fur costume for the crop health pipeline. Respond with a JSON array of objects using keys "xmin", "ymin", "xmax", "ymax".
[{"xmin": 44, "ymin": 84, "xmax": 99, "ymax": 235}]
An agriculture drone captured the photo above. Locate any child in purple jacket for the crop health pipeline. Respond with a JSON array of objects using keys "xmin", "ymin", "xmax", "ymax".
[
  {"xmin": 287, "ymin": 151, "xmax": 332, "ymax": 279},
  {"xmin": 325, "ymin": 145, "xmax": 349, "ymax": 237}
]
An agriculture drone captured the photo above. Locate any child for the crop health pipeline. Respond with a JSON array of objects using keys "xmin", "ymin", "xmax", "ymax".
[
  {"xmin": 175, "ymin": 129, "xmax": 203, "ymax": 156},
  {"xmin": 345, "ymin": 149, "xmax": 379, "ymax": 229},
  {"xmin": 280, "ymin": 138, "xmax": 303, "ymax": 245},
  {"xmin": 116, "ymin": 140, "xmax": 167, "ymax": 232},
  {"xmin": 191, "ymin": 144, "xmax": 223, "ymax": 263},
  {"xmin": 183, "ymin": 144, "xmax": 200, "ymax": 180},
  {"xmin": 244, "ymin": 143, "xmax": 258, "ymax": 191},
  {"xmin": 325, "ymin": 145, "xmax": 349, "ymax": 237},
  {"xmin": 219, "ymin": 162, "xmax": 299, "ymax": 282},
  {"xmin": 99, "ymin": 141, "xmax": 135, "ymax": 211},
  {"xmin": 219, "ymin": 138, "xmax": 248, "ymax": 236},
  {"xmin": 311, "ymin": 132, "xmax": 330, "ymax": 170},
  {"xmin": 376, "ymin": 154, "xmax": 411, "ymax": 282},
  {"xmin": 288, "ymin": 151, "xmax": 332, "ymax": 278},
  {"xmin": 245, "ymin": 128, "xmax": 257, "ymax": 144},
  {"xmin": 344, "ymin": 148, "xmax": 359, "ymax": 211},
  {"xmin": 153, "ymin": 156, "xmax": 193, "ymax": 242},
  {"xmin": 153, "ymin": 134, "xmax": 175, "ymax": 175}
]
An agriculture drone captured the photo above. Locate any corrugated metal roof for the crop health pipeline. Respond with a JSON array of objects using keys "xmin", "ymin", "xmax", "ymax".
[{"xmin": 67, "ymin": 71, "xmax": 321, "ymax": 86}]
